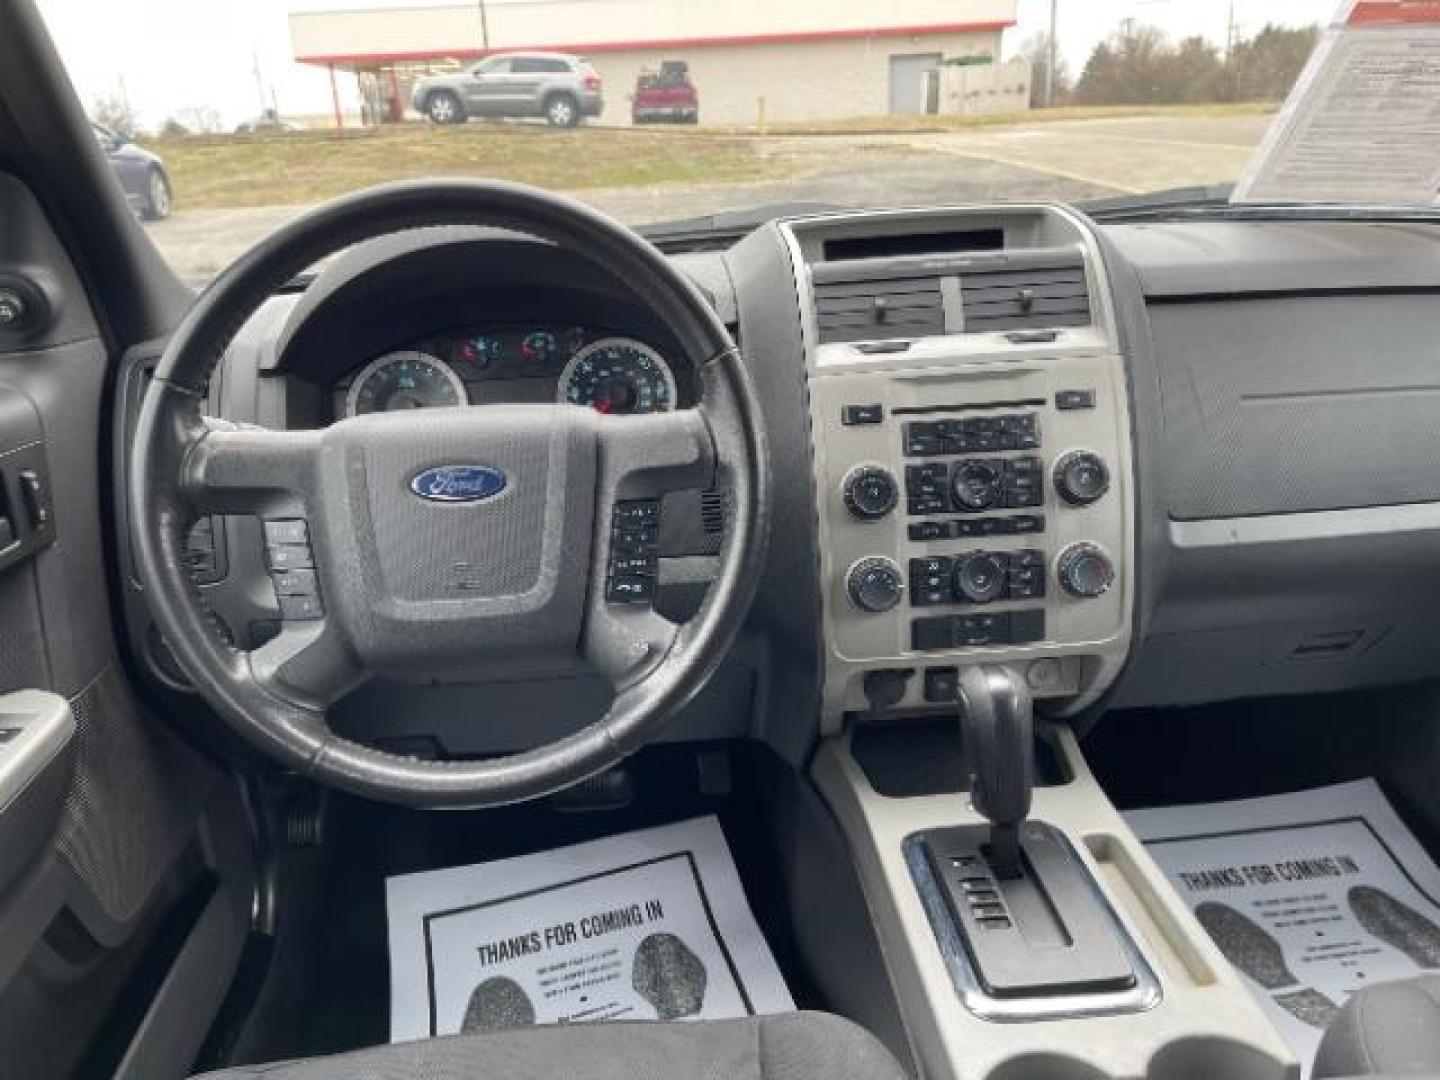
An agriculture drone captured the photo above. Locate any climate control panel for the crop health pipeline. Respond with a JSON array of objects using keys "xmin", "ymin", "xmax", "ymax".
[{"xmin": 805, "ymin": 349, "xmax": 1133, "ymax": 719}]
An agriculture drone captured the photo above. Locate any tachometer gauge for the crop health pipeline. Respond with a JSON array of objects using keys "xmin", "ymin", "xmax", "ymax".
[
  {"xmin": 345, "ymin": 351, "xmax": 466, "ymax": 416},
  {"xmin": 558, "ymin": 338, "xmax": 676, "ymax": 415}
]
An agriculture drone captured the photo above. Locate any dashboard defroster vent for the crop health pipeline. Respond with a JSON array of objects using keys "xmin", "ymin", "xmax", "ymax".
[
  {"xmin": 813, "ymin": 274, "xmax": 945, "ymax": 344},
  {"xmin": 960, "ymin": 255, "xmax": 1091, "ymax": 334}
]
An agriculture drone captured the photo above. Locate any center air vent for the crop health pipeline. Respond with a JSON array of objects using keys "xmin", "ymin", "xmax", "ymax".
[
  {"xmin": 813, "ymin": 275, "xmax": 944, "ymax": 344},
  {"xmin": 960, "ymin": 256, "xmax": 1091, "ymax": 333}
]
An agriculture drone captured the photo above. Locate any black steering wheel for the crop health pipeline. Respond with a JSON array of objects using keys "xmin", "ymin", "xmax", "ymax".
[{"xmin": 130, "ymin": 181, "xmax": 769, "ymax": 808}]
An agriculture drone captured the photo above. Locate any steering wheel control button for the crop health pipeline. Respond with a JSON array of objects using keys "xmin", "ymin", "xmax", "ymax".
[
  {"xmin": 263, "ymin": 518, "xmax": 324, "ymax": 619},
  {"xmin": 607, "ymin": 500, "xmax": 661, "ymax": 604},
  {"xmin": 951, "ymin": 460, "xmax": 1004, "ymax": 512},
  {"xmin": 841, "ymin": 403, "xmax": 884, "ymax": 426},
  {"xmin": 607, "ymin": 576, "xmax": 654, "ymax": 603},
  {"xmin": 612, "ymin": 500, "xmax": 661, "ymax": 525},
  {"xmin": 1056, "ymin": 388, "xmax": 1097, "ymax": 411},
  {"xmin": 263, "ymin": 518, "xmax": 310, "ymax": 545},
  {"xmin": 924, "ymin": 666, "xmax": 960, "ymax": 703},
  {"xmin": 953, "ymin": 553, "xmax": 1008, "ymax": 604},
  {"xmin": 1054, "ymin": 451, "xmax": 1111, "ymax": 506},
  {"xmin": 277, "ymin": 593, "xmax": 324, "ymax": 621},
  {"xmin": 1058, "ymin": 543, "xmax": 1116, "ymax": 599},
  {"xmin": 844, "ymin": 466, "xmax": 899, "ymax": 521},
  {"xmin": 266, "ymin": 543, "xmax": 315, "ymax": 571},
  {"xmin": 847, "ymin": 557, "xmax": 904, "ymax": 613},
  {"xmin": 271, "ymin": 569, "xmax": 318, "ymax": 596}
]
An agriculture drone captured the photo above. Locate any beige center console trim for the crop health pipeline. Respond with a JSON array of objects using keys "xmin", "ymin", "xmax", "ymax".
[
  {"xmin": 780, "ymin": 206, "xmax": 1135, "ymax": 732},
  {"xmin": 812, "ymin": 728, "xmax": 1298, "ymax": 1080}
]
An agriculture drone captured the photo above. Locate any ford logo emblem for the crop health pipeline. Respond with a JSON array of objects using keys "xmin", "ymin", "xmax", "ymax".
[{"xmin": 409, "ymin": 465, "xmax": 507, "ymax": 503}]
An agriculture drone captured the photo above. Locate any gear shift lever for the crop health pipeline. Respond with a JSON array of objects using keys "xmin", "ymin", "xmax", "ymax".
[
  {"xmin": 957, "ymin": 665, "xmax": 1033, "ymax": 879},
  {"xmin": 916, "ymin": 665, "xmax": 1142, "ymax": 1004}
]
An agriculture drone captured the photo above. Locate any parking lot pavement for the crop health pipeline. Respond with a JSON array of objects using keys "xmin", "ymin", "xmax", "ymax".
[
  {"xmin": 144, "ymin": 112, "xmax": 1272, "ymax": 283},
  {"xmin": 869, "ymin": 113, "xmax": 1272, "ymax": 194}
]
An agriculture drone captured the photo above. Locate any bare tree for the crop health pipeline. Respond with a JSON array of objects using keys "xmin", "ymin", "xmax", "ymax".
[
  {"xmin": 1018, "ymin": 32, "xmax": 1072, "ymax": 107},
  {"xmin": 174, "ymin": 107, "xmax": 222, "ymax": 134},
  {"xmin": 92, "ymin": 93, "xmax": 138, "ymax": 139}
]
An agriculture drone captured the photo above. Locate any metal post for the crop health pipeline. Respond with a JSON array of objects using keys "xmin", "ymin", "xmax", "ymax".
[
  {"xmin": 329, "ymin": 63, "xmax": 343, "ymax": 130},
  {"xmin": 1045, "ymin": 0, "xmax": 1058, "ymax": 107},
  {"xmin": 478, "ymin": 0, "xmax": 490, "ymax": 50}
]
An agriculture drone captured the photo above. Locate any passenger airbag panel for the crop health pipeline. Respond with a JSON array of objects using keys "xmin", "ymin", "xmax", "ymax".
[{"xmin": 1152, "ymin": 294, "xmax": 1440, "ymax": 519}]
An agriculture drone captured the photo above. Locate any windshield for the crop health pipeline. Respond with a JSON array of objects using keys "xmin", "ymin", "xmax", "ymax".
[{"xmin": 35, "ymin": 0, "xmax": 1423, "ymax": 284}]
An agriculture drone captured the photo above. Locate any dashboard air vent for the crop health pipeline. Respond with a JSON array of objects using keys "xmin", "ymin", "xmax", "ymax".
[
  {"xmin": 813, "ymin": 275, "xmax": 945, "ymax": 344},
  {"xmin": 960, "ymin": 256, "xmax": 1090, "ymax": 333}
]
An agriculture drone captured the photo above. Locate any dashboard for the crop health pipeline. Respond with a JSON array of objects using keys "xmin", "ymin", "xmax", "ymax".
[
  {"xmin": 114, "ymin": 206, "xmax": 1440, "ymax": 760},
  {"xmin": 332, "ymin": 325, "xmax": 683, "ymax": 419}
]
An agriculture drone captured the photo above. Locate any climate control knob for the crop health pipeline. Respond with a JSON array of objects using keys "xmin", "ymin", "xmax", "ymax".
[
  {"xmin": 951, "ymin": 460, "xmax": 1004, "ymax": 512},
  {"xmin": 1054, "ymin": 451, "xmax": 1110, "ymax": 506},
  {"xmin": 1057, "ymin": 543, "xmax": 1115, "ymax": 599},
  {"xmin": 847, "ymin": 557, "xmax": 905, "ymax": 613},
  {"xmin": 953, "ymin": 553, "xmax": 1008, "ymax": 603},
  {"xmin": 843, "ymin": 466, "xmax": 899, "ymax": 521}
]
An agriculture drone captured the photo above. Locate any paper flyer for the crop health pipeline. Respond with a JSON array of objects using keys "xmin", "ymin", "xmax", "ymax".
[
  {"xmin": 385, "ymin": 815, "xmax": 794, "ymax": 1041},
  {"xmin": 1232, "ymin": 0, "xmax": 1440, "ymax": 206},
  {"xmin": 1127, "ymin": 779, "xmax": 1440, "ymax": 1075}
]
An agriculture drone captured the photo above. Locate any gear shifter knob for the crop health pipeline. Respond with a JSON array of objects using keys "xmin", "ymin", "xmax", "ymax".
[{"xmin": 957, "ymin": 665, "xmax": 1033, "ymax": 878}]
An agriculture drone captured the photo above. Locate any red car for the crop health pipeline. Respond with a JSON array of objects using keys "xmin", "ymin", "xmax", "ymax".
[{"xmin": 631, "ymin": 60, "xmax": 698, "ymax": 124}]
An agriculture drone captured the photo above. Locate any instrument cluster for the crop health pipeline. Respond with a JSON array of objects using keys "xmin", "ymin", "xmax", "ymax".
[{"xmin": 334, "ymin": 325, "xmax": 678, "ymax": 418}]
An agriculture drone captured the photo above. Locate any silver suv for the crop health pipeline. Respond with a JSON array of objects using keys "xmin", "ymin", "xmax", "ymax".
[{"xmin": 412, "ymin": 52, "xmax": 604, "ymax": 128}]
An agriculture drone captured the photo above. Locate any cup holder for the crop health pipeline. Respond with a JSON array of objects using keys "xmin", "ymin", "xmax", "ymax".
[
  {"xmin": 984, "ymin": 1037, "xmax": 1290, "ymax": 1080},
  {"xmin": 1148, "ymin": 1036, "xmax": 1288, "ymax": 1080},
  {"xmin": 988, "ymin": 1056, "xmax": 1110, "ymax": 1080}
]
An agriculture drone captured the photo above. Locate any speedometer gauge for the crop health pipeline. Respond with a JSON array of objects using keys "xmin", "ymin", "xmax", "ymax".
[
  {"xmin": 558, "ymin": 338, "xmax": 676, "ymax": 415},
  {"xmin": 346, "ymin": 351, "xmax": 465, "ymax": 416}
]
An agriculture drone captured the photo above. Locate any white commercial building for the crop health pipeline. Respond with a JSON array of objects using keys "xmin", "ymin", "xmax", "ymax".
[{"xmin": 289, "ymin": 0, "xmax": 1020, "ymax": 126}]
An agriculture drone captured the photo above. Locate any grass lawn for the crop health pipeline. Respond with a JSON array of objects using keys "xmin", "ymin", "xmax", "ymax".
[{"xmin": 141, "ymin": 124, "xmax": 799, "ymax": 209}]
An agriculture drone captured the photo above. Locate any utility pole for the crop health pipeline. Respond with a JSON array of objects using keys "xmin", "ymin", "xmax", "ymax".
[
  {"xmin": 252, "ymin": 51, "xmax": 267, "ymax": 115},
  {"xmin": 1225, "ymin": 0, "xmax": 1240, "ymax": 99},
  {"xmin": 1045, "ymin": 0, "xmax": 1058, "ymax": 107},
  {"xmin": 478, "ymin": 0, "xmax": 490, "ymax": 51}
]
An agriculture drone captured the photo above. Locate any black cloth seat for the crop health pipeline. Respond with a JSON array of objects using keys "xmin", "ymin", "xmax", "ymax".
[
  {"xmin": 1314, "ymin": 976, "xmax": 1440, "ymax": 1078},
  {"xmin": 195, "ymin": 1011, "xmax": 910, "ymax": 1080}
]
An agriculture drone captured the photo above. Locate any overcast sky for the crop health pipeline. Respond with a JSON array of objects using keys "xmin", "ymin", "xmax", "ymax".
[{"xmin": 36, "ymin": 0, "xmax": 1342, "ymax": 130}]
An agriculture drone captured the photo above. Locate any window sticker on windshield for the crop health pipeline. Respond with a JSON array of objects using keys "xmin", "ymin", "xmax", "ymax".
[
  {"xmin": 385, "ymin": 816, "xmax": 794, "ymax": 1041},
  {"xmin": 1234, "ymin": 1, "xmax": 1440, "ymax": 205}
]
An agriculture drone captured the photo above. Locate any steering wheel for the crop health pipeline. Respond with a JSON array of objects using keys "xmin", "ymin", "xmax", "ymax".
[{"xmin": 130, "ymin": 181, "xmax": 769, "ymax": 808}]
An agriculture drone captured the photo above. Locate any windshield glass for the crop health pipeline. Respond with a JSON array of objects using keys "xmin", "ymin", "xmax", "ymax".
[{"xmin": 35, "ymin": 0, "xmax": 1406, "ymax": 283}]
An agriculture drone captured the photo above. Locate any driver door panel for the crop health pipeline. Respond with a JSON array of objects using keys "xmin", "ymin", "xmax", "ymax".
[{"xmin": 0, "ymin": 171, "xmax": 243, "ymax": 1079}]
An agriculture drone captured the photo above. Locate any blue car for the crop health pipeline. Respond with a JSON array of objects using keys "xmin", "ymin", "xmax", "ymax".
[{"xmin": 92, "ymin": 121, "xmax": 172, "ymax": 220}]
